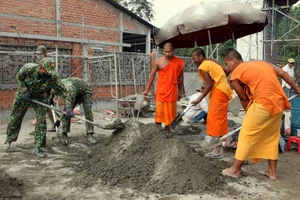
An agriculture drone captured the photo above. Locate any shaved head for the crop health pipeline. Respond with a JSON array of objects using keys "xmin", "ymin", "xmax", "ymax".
[
  {"xmin": 223, "ymin": 49, "xmax": 243, "ymax": 72},
  {"xmin": 224, "ymin": 49, "xmax": 243, "ymax": 61},
  {"xmin": 192, "ymin": 48, "xmax": 206, "ymax": 58},
  {"xmin": 163, "ymin": 42, "xmax": 174, "ymax": 50}
]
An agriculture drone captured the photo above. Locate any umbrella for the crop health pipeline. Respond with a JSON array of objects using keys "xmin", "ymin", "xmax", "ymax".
[{"xmin": 153, "ymin": 1, "xmax": 268, "ymax": 48}]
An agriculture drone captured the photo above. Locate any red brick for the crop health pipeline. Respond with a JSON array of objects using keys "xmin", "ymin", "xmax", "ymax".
[{"xmin": 0, "ymin": 0, "xmax": 151, "ymax": 110}]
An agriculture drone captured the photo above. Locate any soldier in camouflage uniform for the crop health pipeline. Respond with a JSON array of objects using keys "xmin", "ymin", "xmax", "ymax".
[
  {"xmin": 3, "ymin": 57, "xmax": 73, "ymax": 158},
  {"xmin": 49, "ymin": 77, "xmax": 97, "ymax": 145},
  {"xmin": 33, "ymin": 45, "xmax": 56, "ymax": 132}
]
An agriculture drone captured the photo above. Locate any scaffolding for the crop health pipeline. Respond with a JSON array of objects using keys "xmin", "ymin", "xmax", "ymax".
[{"xmin": 262, "ymin": 0, "xmax": 300, "ymax": 66}]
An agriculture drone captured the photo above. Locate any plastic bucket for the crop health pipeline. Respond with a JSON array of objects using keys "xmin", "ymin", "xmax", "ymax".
[
  {"xmin": 291, "ymin": 125, "xmax": 300, "ymax": 137},
  {"xmin": 134, "ymin": 94, "xmax": 144, "ymax": 111},
  {"xmin": 290, "ymin": 96, "xmax": 300, "ymax": 136}
]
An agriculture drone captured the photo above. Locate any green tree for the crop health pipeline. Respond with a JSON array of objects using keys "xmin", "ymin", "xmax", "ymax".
[{"xmin": 114, "ymin": 0, "xmax": 155, "ymax": 21}]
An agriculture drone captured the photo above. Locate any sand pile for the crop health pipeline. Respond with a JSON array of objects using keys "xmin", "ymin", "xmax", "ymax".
[
  {"xmin": 0, "ymin": 169, "xmax": 23, "ymax": 199},
  {"xmin": 76, "ymin": 120, "xmax": 231, "ymax": 194}
]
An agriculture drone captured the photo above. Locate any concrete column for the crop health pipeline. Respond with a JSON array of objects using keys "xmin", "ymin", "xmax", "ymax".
[
  {"xmin": 146, "ymin": 29, "xmax": 151, "ymax": 54},
  {"xmin": 82, "ymin": 44, "xmax": 89, "ymax": 82},
  {"xmin": 56, "ymin": 0, "xmax": 61, "ymax": 37},
  {"xmin": 119, "ymin": 13, "xmax": 123, "ymax": 52}
]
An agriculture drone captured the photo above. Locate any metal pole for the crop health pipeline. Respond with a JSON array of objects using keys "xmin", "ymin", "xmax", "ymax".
[
  {"xmin": 256, "ymin": 33, "xmax": 259, "ymax": 59},
  {"xmin": 132, "ymin": 57, "xmax": 137, "ymax": 94},
  {"xmin": 208, "ymin": 30, "xmax": 213, "ymax": 58},
  {"xmin": 117, "ymin": 55, "xmax": 123, "ymax": 98},
  {"xmin": 270, "ymin": 0, "xmax": 275, "ymax": 63},
  {"xmin": 114, "ymin": 54, "xmax": 119, "ymax": 116},
  {"xmin": 248, "ymin": 35, "xmax": 252, "ymax": 60}
]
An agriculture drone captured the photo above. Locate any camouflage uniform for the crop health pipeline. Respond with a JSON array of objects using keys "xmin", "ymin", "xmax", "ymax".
[
  {"xmin": 52, "ymin": 77, "xmax": 95, "ymax": 138},
  {"xmin": 4, "ymin": 57, "xmax": 71, "ymax": 154}
]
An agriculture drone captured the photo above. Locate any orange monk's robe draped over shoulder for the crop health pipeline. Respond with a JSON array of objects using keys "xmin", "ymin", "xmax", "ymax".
[
  {"xmin": 230, "ymin": 61, "xmax": 290, "ymax": 115},
  {"xmin": 155, "ymin": 56, "xmax": 184, "ymax": 102},
  {"xmin": 198, "ymin": 60, "xmax": 233, "ymax": 137},
  {"xmin": 155, "ymin": 56, "xmax": 184, "ymax": 126},
  {"xmin": 230, "ymin": 61, "xmax": 290, "ymax": 163},
  {"xmin": 198, "ymin": 60, "xmax": 233, "ymax": 101}
]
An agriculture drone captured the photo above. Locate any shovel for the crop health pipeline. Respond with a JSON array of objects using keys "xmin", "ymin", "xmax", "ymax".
[
  {"xmin": 31, "ymin": 99, "xmax": 108, "ymax": 129},
  {"xmin": 206, "ymin": 94, "xmax": 299, "ymax": 148},
  {"xmin": 50, "ymin": 104, "xmax": 60, "ymax": 135},
  {"xmin": 170, "ymin": 103, "xmax": 194, "ymax": 130},
  {"xmin": 170, "ymin": 93, "xmax": 201, "ymax": 130}
]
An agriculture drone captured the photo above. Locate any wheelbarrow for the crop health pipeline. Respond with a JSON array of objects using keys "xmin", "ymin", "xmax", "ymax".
[{"xmin": 118, "ymin": 93, "xmax": 153, "ymax": 120}]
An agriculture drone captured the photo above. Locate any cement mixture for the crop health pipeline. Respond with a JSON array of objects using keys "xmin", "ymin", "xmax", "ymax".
[
  {"xmin": 0, "ymin": 168, "xmax": 23, "ymax": 199},
  {"xmin": 0, "ymin": 113, "xmax": 300, "ymax": 199},
  {"xmin": 75, "ymin": 120, "xmax": 234, "ymax": 195}
]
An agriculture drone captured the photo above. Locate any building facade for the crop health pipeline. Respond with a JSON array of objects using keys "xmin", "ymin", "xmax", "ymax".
[{"xmin": 0, "ymin": 0, "xmax": 157, "ymax": 111}]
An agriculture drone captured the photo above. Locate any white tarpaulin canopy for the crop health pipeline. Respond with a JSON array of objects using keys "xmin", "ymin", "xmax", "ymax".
[{"xmin": 154, "ymin": 1, "xmax": 268, "ymax": 48}]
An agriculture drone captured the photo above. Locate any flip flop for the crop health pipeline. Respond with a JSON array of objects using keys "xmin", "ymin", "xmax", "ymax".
[
  {"xmin": 222, "ymin": 168, "xmax": 239, "ymax": 178},
  {"xmin": 259, "ymin": 171, "xmax": 277, "ymax": 181},
  {"xmin": 204, "ymin": 153, "xmax": 224, "ymax": 159}
]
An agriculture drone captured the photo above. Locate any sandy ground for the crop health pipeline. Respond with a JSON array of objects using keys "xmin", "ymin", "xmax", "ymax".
[{"xmin": 0, "ymin": 110, "xmax": 300, "ymax": 200}]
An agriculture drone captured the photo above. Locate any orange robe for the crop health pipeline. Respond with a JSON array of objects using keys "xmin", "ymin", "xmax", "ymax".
[
  {"xmin": 198, "ymin": 60, "xmax": 233, "ymax": 137},
  {"xmin": 230, "ymin": 61, "xmax": 290, "ymax": 162},
  {"xmin": 155, "ymin": 56, "xmax": 184, "ymax": 126},
  {"xmin": 231, "ymin": 61, "xmax": 290, "ymax": 115}
]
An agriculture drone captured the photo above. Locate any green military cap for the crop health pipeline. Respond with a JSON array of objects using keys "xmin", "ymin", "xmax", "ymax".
[
  {"xmin": 35, "ymin": 45, "xmax": 47, "ymax": 55},
  {"xmin": 40, "ymin": 57, "xmax": 56, "ymax": 74}
]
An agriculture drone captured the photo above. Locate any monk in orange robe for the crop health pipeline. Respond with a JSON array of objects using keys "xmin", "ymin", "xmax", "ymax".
[
  {"xmin": 222, "ymin": 49, "xmax": 300, "ymax": 180},
  {"xmin": 191, "ymin": 48, "xmax": 233, "ymax": 158},
  {"xmin": 143, "ymin": 43, "xmax": 184, "ymax": 135}
]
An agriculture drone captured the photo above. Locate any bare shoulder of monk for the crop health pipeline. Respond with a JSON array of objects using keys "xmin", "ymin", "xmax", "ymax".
[{"xmin": 157, "ymin": 57, "xmax": 170, "ymax": 70}]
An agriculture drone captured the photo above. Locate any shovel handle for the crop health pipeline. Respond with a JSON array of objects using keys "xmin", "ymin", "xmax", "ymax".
[
  {"xmin": 220, "ymin": 126, "xmax": 242, "ymax": 141},
  {"xmin": 31, "ymin": 99, "xmax": 105, "ymax": 129},
  {"xmin": 288, "ymin": 94, "xmax": 299, "ymax": 101},
  {"xmin": 219, "ymin": 94, "xmax": 299, "ymax": 142}
]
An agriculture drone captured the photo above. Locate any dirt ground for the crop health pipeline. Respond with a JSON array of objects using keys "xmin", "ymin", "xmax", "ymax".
[{"xmin": 1, "ymin": 111, "xmax": 300, "ymax": 200}]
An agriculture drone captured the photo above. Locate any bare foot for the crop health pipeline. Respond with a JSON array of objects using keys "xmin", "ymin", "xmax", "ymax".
[
  {"xmin": 222, "ymin": 168, "xmax": 239, "ymax": 178},
  {"xmin": 259, "ymin": 170, "xmax": 276, "ymax": 181},
  {"xmin": 211, "ymin": 144, "xmax": 223, "ymax": 155}
]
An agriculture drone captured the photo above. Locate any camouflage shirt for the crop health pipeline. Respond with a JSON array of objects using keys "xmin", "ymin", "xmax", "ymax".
[
  {"xmin": 17, "ymin": 63, "xmax": 72, "ymax": 107},
  {"xmin": 51, "ymin": 77, "xmax": 92, "ymax": 105}
]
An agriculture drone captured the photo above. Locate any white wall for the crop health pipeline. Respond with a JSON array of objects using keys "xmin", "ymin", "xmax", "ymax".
[{"xmin": 235, "ymin": 0, "xmax": 265, "ymax": 61}]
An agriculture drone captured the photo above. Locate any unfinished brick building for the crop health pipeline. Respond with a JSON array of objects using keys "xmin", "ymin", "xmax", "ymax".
[{"xmin": 0, "ymin": 0, "xmax": 157, "ymax": 114}]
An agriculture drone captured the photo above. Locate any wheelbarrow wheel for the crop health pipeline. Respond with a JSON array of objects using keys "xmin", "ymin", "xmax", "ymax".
[{"xmin": 139, "ymin": 109, "xmax": 153, "ymax": 118}]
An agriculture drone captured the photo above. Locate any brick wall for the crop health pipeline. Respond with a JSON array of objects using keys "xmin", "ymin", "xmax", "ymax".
[
  {"xmin": 0, "ymin": 0, "xmax": 152, "ymax": 111},
  {"xmin": 0, "ymin": 0, "xmax": 149, "ymax": 40},
  {"xmin": 0, "ymin": 89, "xmax": 16, "ymax": 110}
]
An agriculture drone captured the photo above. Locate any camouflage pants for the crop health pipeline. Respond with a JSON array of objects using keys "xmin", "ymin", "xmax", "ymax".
[
  {"xmin": 61, "ymin": 93, "xmax": 94, "ymax": 134},
  {"xmin": 6, "ymin": 90, "xmax": 47, "ymax": 148}
]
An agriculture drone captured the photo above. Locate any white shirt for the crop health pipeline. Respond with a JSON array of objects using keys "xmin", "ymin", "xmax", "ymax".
[
  {"xmin": 184, "ymin": 93, "xmax": 208, "ymax": 122},
  {"xmin": 282, "ymin": 64, "xmax": 295, "ymax": 89}
]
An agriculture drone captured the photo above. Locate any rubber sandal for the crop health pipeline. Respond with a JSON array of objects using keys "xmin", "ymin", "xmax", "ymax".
[{"xmin": 204, "ymin": 153, "xmax": 224, "ymax": 159}]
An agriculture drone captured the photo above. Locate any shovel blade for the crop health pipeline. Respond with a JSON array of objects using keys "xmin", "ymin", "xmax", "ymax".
[{"xmin": 170, "ymin": 113, "xmax": 183, "ymax": 127}]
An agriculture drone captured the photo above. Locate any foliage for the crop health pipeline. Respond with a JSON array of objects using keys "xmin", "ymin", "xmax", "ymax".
[
  {"xmin": 113, "ymin": 0, "xmax": 155, "ymax": 21},
  {"xmin": 158, "ymin": 40, "xmax": 236, "ymax": 64}
]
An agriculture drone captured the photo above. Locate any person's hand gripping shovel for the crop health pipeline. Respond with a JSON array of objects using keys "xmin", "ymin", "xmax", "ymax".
[
  {"xmin": 169, "ymin": 93, "xmax": 201, "ymax": 133},
  {"xmin": 31, "ymin": 99, "xmax": 126, "ymax": 138}
]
